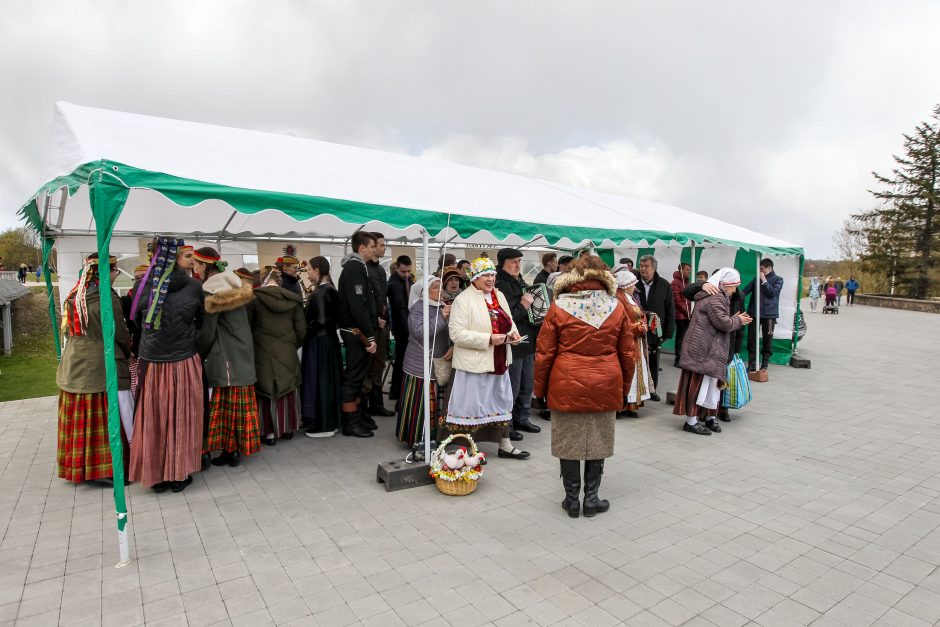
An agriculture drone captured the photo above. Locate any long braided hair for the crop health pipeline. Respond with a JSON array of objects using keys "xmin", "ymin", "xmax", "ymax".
[
  {"xmin": 130, "ymin": 237, "xmax": 185, "ymax": 330},
  {"xmin": 63, "ymin": 253, "xmax": 115, "ymax": 337}
]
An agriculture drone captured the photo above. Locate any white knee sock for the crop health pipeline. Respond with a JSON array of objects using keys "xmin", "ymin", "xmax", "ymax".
[
  {"xmin": 499, "ymin": 437, "xmax": 514, "ymax": 452},
  {"xmin": 686, "ymin": 416, "xmax": 698, "ymax": 426}
]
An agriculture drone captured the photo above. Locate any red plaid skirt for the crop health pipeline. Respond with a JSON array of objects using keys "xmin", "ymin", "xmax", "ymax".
[
  {"xmin": 57, "ymin": 391, "xmax": 121, "ymax": 483},
  {"xmin": 207, "ymin": 386, "xmax": 261, "ymax": 456}
]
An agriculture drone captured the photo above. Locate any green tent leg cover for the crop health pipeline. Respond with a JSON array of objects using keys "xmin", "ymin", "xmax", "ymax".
[
  {"xmin": 42, "ymin": 236, "xmax": 61, "ymax": 359},
  {"xmin": 89, "ymin": 171, "xmax": 131, "ymax": 565}
]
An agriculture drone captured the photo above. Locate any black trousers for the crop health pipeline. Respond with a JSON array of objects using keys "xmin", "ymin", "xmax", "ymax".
[
  {"xmin": 390, "ymin": 327, "xmax": 408, "ymax": 397},
  {"xmin": 674, "ymin": 319, "xmax": 690, "ymax": 363},
  {"xmin": 362, "ymin": 325, "xmax": 389, "ymax": 397},
  {"xmin": 341, "ymin": 332, "xmax": 369, "ymax": 404},
  {"xmin": 747, "ymin": 318, "xmax": 775, "ymax": 367},
  {"xmin": 847, "ymin": 291, "xmax": 856, "ymax": 305},
  {"xmin": 648, "ymin": 341, "xmax": 661, "ymax": 389}
]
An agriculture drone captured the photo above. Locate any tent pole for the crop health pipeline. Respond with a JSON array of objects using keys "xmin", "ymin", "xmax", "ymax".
[
  {"xmin": 689, "ymin": 241, "xmax": 696, "ymax": 314},
  {"xmin": 89, "ymin": 172, "xmax": 132, "ymax": 568},
  {"xmin": 755, "ymin": 252, "xmax": 761, "ymax": 371},
  {"xmin": 39, "ymin": 195, "xmax": 61, "ymax": 358},
  {"xmin": 420, "ymin": 228, "xmax": 431, "ymax": 463}
]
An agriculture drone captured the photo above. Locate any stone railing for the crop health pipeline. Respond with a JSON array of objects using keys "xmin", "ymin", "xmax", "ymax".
[
  {"xmin": 0, "ymin": 271, "xmax": 16, "ymax": 281},
  {"xmin": 854, "ymin": 294, "xmax": 940, "ymax": 314}
]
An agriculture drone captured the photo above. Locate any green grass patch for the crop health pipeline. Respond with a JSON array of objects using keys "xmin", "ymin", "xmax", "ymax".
[
  {"xmin": 0, "ymin": 329, "xmax": 59, "ymax": 402},
  {"xmin": 0, "ymin": 288, "xmax": 61, "ymax": 402}
]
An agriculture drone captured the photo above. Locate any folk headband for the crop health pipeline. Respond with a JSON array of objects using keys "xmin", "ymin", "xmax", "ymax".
[{"xmin": 469, "ymin": 256, "xmax": 497, "ymax": 281}]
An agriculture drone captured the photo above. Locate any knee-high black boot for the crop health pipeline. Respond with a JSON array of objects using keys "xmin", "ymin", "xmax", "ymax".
[
  {"xmin": 560, "ymin": 459, "xmax": 581, "ymax": 518},
  {"xmin": 582, "ymin": 459, "xmax": 610, "ymax": 517}
]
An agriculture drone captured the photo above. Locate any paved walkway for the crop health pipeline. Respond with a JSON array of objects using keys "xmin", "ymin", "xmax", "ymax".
[{"xmin": 1, "ymin": 301, "xmax": 940, "ymax": 626}]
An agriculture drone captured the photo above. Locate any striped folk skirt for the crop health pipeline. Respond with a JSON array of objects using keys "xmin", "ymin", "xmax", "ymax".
[
  {"xmin": 673, "ymin": 370, "xmax": 720, "ymax": 420},
  {"xmin": 129, "ymin": 355, "xmax": 204, "ymax": 487},
  {"xmin": 57, "ymin": 391, "xmax": 126, "ymax": 483},
  {"xmin": 260, "ymin": 389, "xmax": 301, "ymax": 438},
  {"xmin": 207, "ymin": 385, "xmax": 261, "ymax": 456},
  {"xmin": 395, "ymin": 373, "xmax": 438, "ymax": 447}
]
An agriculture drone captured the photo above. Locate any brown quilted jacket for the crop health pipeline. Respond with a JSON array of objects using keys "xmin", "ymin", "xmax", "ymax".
[{"xmin": 677, "ymin": 291, "xmax": 743, "ymax": 380}]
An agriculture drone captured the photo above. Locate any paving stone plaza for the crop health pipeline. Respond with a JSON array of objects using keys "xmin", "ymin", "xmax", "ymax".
[{"xmin": 1, "ymin": 301, "xmax": 940, "ymax": 626}]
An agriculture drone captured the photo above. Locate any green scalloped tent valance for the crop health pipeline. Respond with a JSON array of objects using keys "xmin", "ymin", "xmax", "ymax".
[{"xmin": 20, "ymin": 160, "xmax": 804, "ymax": 256}]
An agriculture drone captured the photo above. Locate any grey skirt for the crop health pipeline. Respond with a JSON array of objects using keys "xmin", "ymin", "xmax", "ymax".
[{"xmin": 551, "ymin": 410, "xmax": 615, "ymax": 460}]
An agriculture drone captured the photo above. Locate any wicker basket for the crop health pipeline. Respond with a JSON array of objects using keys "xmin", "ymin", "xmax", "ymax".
[{"xmin": 431, "ymin": 433, "xmax": 481, "ymax": 496}]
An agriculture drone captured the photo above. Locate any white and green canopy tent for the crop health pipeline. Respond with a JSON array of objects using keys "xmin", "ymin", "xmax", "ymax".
[{"xmin": 20, "ymin": 102, "xmax": 804, "ymax": 564}]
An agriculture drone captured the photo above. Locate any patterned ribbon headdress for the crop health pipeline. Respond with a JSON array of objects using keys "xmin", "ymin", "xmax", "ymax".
[{"xmin": 131, "ymin": 237, "xmax": 185, "ymax": 330}]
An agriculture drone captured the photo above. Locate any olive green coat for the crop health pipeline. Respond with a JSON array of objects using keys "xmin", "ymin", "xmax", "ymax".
[
  {"xmin": 247, "ymin": 285, "xmax": 307, "ymax": 399},
  {"xmin": 56, "ymin": 288, "xmax": 131, "ymax": 393},
  {"xmin": 198, "ymin": 271, "xmax": 257, "ymax": 388}
]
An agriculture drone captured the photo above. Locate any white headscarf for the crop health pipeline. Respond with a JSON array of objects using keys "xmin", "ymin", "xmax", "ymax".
[
  {"xmin": 707, "ymin": 267, "xmax": 741, "ymax": 288},
  {"xmin": 409, "ymin": 276, "xmax": 442, "ymax": 310}
]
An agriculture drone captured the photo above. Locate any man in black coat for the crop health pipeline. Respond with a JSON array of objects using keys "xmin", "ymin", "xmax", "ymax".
[
  {"xmin": 386, "ymin": 254, "xmax": 413, "ymax": 401},
  {"xmin": 337, "ymin": 230, "xmax": 378, "ymax": 438},
  {"xmin": 636, "ymin": 254, "xmax": 675, "ymax": 401},
  {"xmin": 495, "ymin": 248, "xmax": 541, "ymax": 436},
  {"xmin": 361, "ymin": 233, "xmax": 394, "ymax": 418}
]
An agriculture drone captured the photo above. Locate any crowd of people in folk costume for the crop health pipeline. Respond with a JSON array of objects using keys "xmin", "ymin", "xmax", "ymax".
[{"xmin": 55, "ymin": 232, "xmax": 782, "ymax": 515}]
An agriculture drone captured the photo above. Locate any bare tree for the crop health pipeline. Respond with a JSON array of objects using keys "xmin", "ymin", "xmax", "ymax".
[{"xmin": 832, "ymin": 218, "xmax": 865, "ymax": 277}]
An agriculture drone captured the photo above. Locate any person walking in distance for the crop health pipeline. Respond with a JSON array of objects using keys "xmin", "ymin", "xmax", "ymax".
[
  {"xmin": 636, "ymin": 255, "xmax": 675, "ymax": 401},
  {"xmin": 845, "ymin": 276, "xmax": 859, "ymax": 305},
  {"xmin": 671, "ymin": 263, "xmax": 691, "ymax": 367},
  {"xmin": 741, "ymin": 258, "xmax": 784, "ymax": 372},
  {"xmin": 337, "ymin": 231, "xmax": 378, "ymax": 437}
]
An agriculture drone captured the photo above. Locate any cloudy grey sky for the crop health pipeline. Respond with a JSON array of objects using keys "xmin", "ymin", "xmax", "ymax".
[{"xmin": 2, "ymin": 0, "xmax": 939, "ymax": 257}]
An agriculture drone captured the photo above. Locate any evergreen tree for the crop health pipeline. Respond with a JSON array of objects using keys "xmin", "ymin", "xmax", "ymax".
[{"xmin": 855, "ymin": 105, "xmax": 940, "ymax": 299}]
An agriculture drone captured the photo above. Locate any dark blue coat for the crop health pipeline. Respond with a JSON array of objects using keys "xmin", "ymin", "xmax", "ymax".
[{"xmin": 741, "ymin": 271, "xmax": 784, "ymax": 320}]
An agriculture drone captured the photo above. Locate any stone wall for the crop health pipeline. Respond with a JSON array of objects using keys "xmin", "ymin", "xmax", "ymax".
[{"xmin": 854, "ymin": 294, "xmax": 940, "ymax": 314}]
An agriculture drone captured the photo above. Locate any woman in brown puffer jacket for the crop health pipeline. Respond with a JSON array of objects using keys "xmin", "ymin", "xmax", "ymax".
[
  {"xmin": 674, "ymin": 268, "xmax": 752, "ymax": 436},
  {"xmin": 534, "ymin": 256, "xmax": 635, "ymax": 518}
]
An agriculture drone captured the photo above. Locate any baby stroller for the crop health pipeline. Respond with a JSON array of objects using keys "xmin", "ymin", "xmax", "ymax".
[{"xmin": 823, "ymin": 287, "xmax": 839, "ymax": 314}]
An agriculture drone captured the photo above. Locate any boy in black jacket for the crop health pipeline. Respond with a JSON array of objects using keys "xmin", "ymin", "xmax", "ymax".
[{"xmin": 337, "ymin": 231, "xmax": 378, "ymax": 437}]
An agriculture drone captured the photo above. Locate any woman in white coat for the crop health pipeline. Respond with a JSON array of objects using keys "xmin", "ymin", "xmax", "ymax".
[{"xmin": 445, "ymin": 256, "xmax": 530, "ymax": 460}]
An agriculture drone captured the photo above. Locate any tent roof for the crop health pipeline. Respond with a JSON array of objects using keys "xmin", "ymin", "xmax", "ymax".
[{"xmin": 22, "ymin": 102, "xmax": 802, "ymax": 255}]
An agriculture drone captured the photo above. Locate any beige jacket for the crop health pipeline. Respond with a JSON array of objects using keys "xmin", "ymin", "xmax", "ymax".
[{"xmin": 449, "ymin": 284, "xmax": 518, "ymax": 373}]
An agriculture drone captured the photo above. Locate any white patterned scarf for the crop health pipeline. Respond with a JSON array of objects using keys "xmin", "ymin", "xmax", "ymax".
[{"xmin": 555, "ymin": 290, "xmax": 619, "ymax": 329}]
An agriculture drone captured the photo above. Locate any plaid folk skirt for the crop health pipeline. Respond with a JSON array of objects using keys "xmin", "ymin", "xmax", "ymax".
[
  {"xmin": 57, "ymin": 391, "xmax": 118, "ymax": 483},
  {"xmin": 207, "ymin": 386, "xmax": 261, "ymax": 456}
]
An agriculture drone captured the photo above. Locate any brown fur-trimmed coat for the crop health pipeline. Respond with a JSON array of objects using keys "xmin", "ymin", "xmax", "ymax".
[
  {"xmin": 198, "ymin": 270, "xmax": 256, "ymax": 387},
  {"xmin": 534, "ymin": 267, "xmax": 636, "ymax": 414}
]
